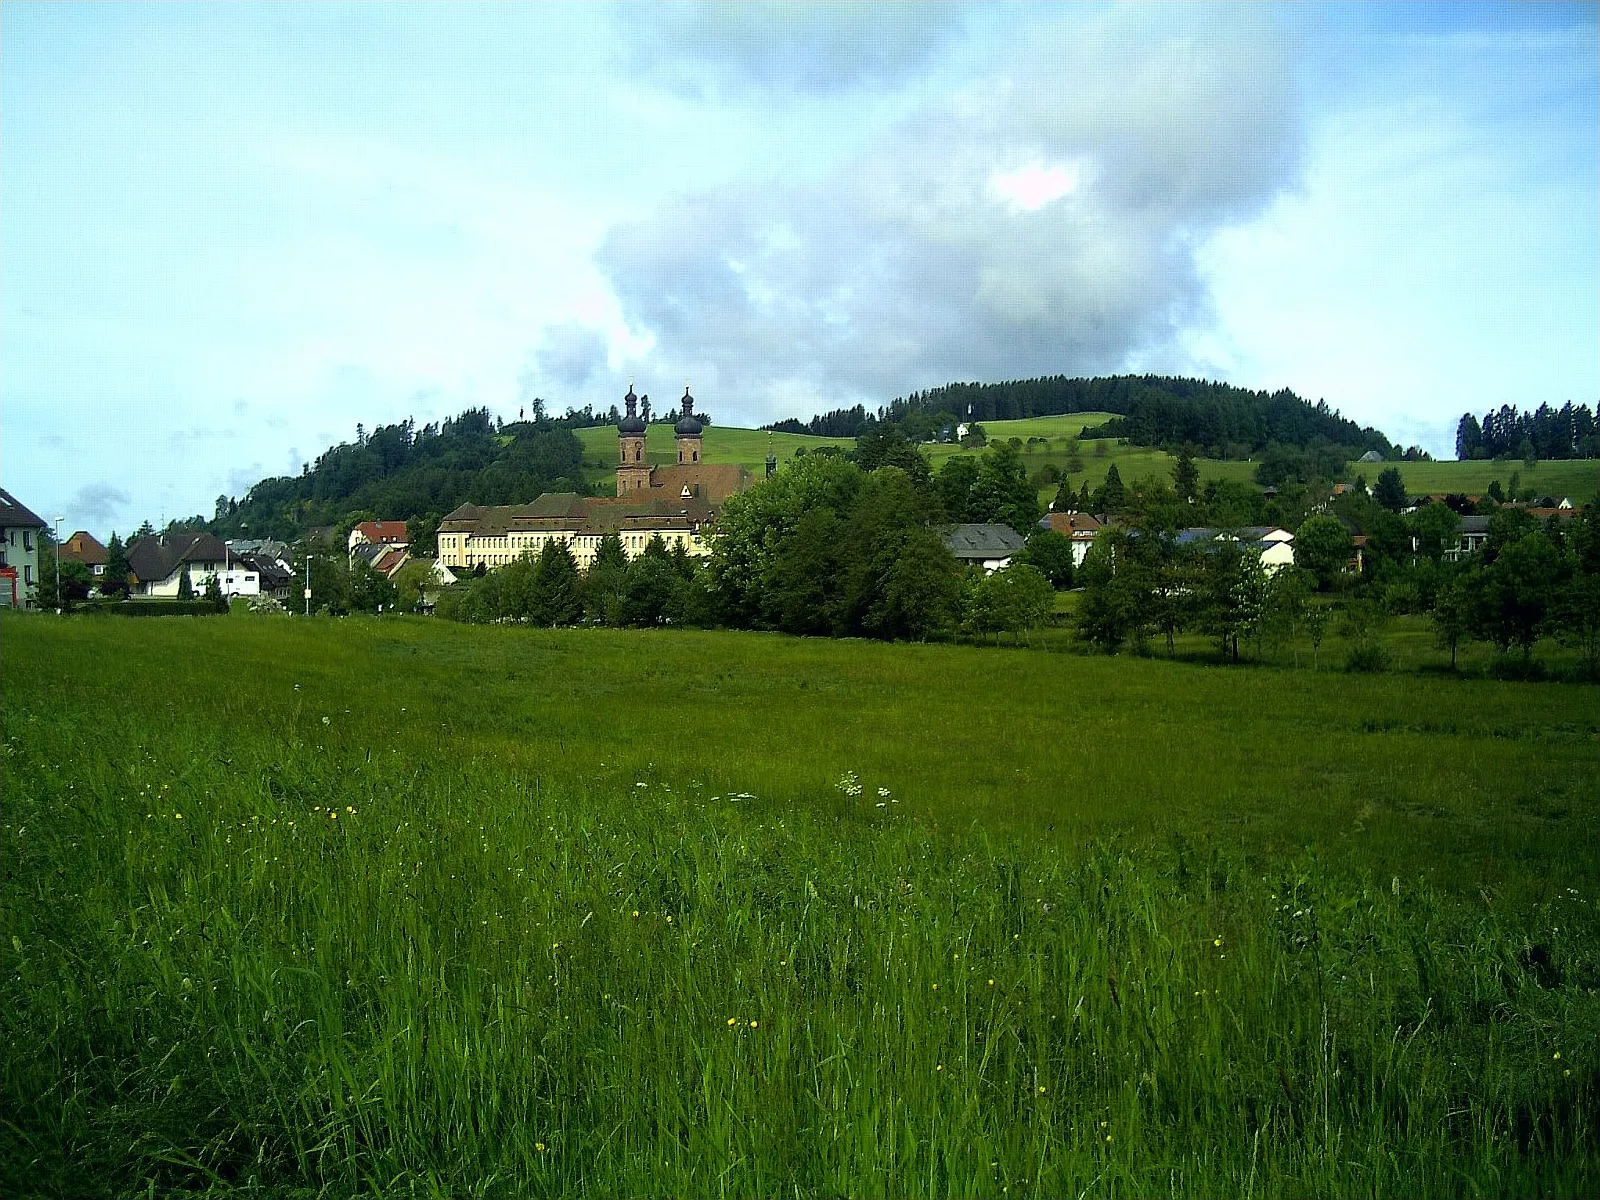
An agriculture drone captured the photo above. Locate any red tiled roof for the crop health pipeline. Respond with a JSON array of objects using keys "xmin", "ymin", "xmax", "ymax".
[{"xmin": 355, "ymin": 520, "xmax": 409, "ymax": 544}]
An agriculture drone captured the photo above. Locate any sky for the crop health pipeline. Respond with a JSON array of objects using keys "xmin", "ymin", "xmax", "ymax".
[{"xmin": 2, "ymin": 1, "xmax": 1596, "ymax": 539}]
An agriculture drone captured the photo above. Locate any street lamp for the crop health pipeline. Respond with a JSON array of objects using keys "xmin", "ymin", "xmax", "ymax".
[{"xmin": 53, "ymin": 516, "xmax": 62, "ymax": 614}]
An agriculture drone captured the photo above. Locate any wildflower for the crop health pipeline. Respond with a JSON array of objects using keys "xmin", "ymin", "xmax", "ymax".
[
  {"xmin": 877, "ymin": 787, "xmax": 890, "ymax": 797},
  {"xmin": 728, "ymin": 1018, "xmax": 737, "ymax": 1026},
  {"xmin": 1553, "ymin": 1051, "xmax": 1562, "ymax": 1061},
  {"xmin": 749, "ymin": 1020, "xmax": 757, "ymax": 1028},
  {"xmin": 932, "ymin": 983, "xmax": 939, "ymax": 990},
  {"xmin": 936, "ymin": 1064, "xmax": 943, "ymax": 1072},
  {"xmin": 174, "ymin": 813, "xmax": 183, "ymax": 820},
  {"xmin": 1038, "ymin": 1086, "xmax": 1047, "ymax": 1094},
  {"xmin": 322, "ymin": 716, "xmax": 330, "ymax": 725},
  {"xmin": 1213, "ymin": 936, "xmax": 1223, "ymax": 948},
  {"xmin": 632, "ymin": 910, "xmax": 640, "ymax": 918},
  {"xmin": 665, "ymin": 915, "xmax": 673, "ymax": 923},
  {"xmin": 988, "ymin": 979, "xmax": 995, "ymax": 986},
  {"xmin": 535, "ymin": 1142, "xmax": 546, "ymax": 1153}
]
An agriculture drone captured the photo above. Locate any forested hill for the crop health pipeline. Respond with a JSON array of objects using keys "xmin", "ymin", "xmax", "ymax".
[
  {"xmin": 205, "ymin": 408, "xmax": 588, "ymax": 542},
  {"xmin": 769, "ymin": 374, "xmax": 1396, "ymax": 458}
]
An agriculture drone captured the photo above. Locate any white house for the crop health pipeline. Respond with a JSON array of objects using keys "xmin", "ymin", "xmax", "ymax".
[
  {"xmin": 0, "ymin": 487, "xmax": 48, "ymax": 609},
  {"xmin": 1174, "ymin": 526, "xmax": 1297, "ymax": 575},
  {"xmin": 1040, "ymin": 512, "xmax": 1103, "ymax": 567},
  {"xmin": 941, "ymin": 523, "xmax": 1027, "ymax": 573},
  {"xmin": 348, "ymin": 520, "xmax": 409, "ymax": 557},
  {"xmin": 127, "ymin": 530, "xmax": 266, "ymax": 597}
]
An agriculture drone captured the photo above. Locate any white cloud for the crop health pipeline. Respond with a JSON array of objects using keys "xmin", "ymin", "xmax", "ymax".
[{"xmin": 598, "ymin": 7, "xmax": 1300, "ymax": 423}]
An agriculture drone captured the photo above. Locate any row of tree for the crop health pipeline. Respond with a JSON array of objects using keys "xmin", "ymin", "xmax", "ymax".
[
  {"xmin": 206, "ymin": 409, "xmax": 589, "ymax": 542},
  {"xmin": 434, "ymin": 449, "xmax": 1075, "ymax": 643},
  {"xmin": 1075, "ymin": 499, "xmax": 1599, "ymax": 674},
  {"xmin": 762, "ymin": 375, "xmax": 1410, "ymax": 461},
  {"xmin": 1455, "ymin": 403, "xmax": 1599, "ymax": 462}
]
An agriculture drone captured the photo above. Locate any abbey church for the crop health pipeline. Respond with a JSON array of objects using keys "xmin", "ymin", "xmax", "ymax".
[{"xmin": 435, "ymin": 385, "xmax": 754, "ymax": 572}]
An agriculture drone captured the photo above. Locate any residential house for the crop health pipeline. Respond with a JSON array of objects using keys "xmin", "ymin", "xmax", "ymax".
[
  {"xmin": 1174, "ymin": 526, "xmax": 1297, "ymax": 575},
  {"xmin": 348, "ymin": 520, "xmax": 409, "ymax": 557},
  {"xmin": 942, "ymin": 523, "xmax": 1026, "ymax": 573},
  {"xmin": 1443, "ymin": 515, "xmax": 1492, "ymax": 563},
  {"xmin": 127, "ymin": 529, "xmax": 264, "ymax": 597},
  {"xmin": 351, "ymin": 541, "xmax": 410, "ymax": 578},
  {"xmin": 1040, "ymin": 512, "xmax": 1103, "ymax": 567},
  {"xmin": 60, "ymin": 531, "xmax": 109, "ymax": 581},
  {"xmin": 0, "ymin": 487, "xmax": 48, "ymax": 608}
]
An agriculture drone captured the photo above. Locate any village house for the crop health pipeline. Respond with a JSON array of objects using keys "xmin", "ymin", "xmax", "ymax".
[
  {"xmin": 1039, "ymin": 511, "xmax": 1104, "ymax": 566},
  {"xmin": 437, "ymin": 384, "xmax": 752, "ymax": 572},
  {"xmin": 0, "ymin": 486, "xmax": 49, "ymax": 609},
  {"xmin": 59, "ymin": 531, "xmax": 109, "ymax": 581},
  {"xmin": 126, "ymin": 530, "xmax": 285, "ymax": 598},
  {"xmin": 1173, "ymin": 526, "xmax": 1297, "ymax": 575},
  {"xmin": 348, "ymin": 520, "xmax": 409, "ymax": 557},
  {"xmin": 942, "ymin": 524, "xmax": 1027, "ymax": 573},
  {"xmin": 351, "ymin": 541, "xmax": 410, "ymax": 578}
]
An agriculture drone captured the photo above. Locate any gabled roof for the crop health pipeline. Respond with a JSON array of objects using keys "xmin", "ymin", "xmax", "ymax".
[
  {"xmin": 1175, "ymin": 526, "xmax": 1294, "ymax": 552},
  {"xmin": 237, "ymin": 552, "xmax": 292, "ymax": 588},
  {"xmin": 61, "ymin": 531, "xmax": 108, "ymax": 565},
  {"xmin": 1042, "ymin": 512, "xmax": 1102, "ymax": 537},
  {"xmin": 353, "ymin": 520, "xmax": 409, "ymax": 544},
  {"xmin": 942, "ymin": 523, "xmax": 1026, "ymax": 559},
  {"xmin": 0, "ymin": 487, "xmax": 48, "ymax": 531},
  {"xmin": 126, "ymin": 530, "xmax": 230, "ymax": 583}
]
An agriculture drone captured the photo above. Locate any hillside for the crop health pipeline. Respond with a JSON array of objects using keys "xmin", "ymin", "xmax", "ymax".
[
  {"xmin": 199, "ymin": 402, "xmax": 1597, "ymax": 550},
  {"xmin": 869, "ymin": 374, "xmax": 1404, "ymax": 458}
]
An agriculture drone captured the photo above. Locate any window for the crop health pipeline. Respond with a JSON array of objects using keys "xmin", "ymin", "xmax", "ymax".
[
  {"xmin": 24, "ymin": 565, "xmax": 33, "ymax": 584},
  {"xmin": 23, "ymin": 531, "xmax": 32, "ymax": 551}
]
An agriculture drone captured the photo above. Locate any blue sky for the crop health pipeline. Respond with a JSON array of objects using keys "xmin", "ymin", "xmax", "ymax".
[{"xmin": 3, "ymin": 2, "xmax": 1595, "ymax": 538}]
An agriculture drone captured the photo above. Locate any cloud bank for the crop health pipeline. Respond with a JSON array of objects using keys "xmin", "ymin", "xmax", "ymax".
[{"xmin": 599, "ymin": 8, "xmax": 1301, "ymax": 418}]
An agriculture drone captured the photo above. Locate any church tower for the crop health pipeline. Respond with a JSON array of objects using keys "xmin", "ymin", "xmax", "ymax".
[
  {"xmin": 674, "ymin": 384, "xmax": 703, "ymax": 466},
  {"xmin": 616, "ymin": 384, "xmax": 651, "ymax": 495}
]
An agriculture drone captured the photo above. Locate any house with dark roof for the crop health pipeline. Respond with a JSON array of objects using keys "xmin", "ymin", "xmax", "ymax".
[
  {"xmin": 351, "ymin": 542, "xmax": 410, "ymax": 578},
  {"xmin": 941, "ymin": 523, "xmax": 1026, "ymax": 573},
  {"xmin": 125, "ymin": 529, "xmax": 276, "ymax": 598},
  {"xmin": 0, "ymin": 486, "xmax": 49, "ymax": 608},
  {"xmin": 1173, "ymin": 526, "xmax": 1297, "ymax": 575}
]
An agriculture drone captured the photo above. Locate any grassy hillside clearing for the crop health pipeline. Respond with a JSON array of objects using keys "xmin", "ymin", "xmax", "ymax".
[{"xmin": 574, "ymin": 416, "xmax": 1600, "ymax": 505}]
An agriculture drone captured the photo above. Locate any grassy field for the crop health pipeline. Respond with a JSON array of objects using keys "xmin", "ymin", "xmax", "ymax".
[
  {"xmin": 574, "ymin": 424, "xmax": 855, "ymax": 489},
  {"xmin": 576, "ymin": 415, "xmax": 1600, "ymax": 505},
  {"xmin": 3, "ymin": 614, "xmax": 1596, "ymax": 1196}
]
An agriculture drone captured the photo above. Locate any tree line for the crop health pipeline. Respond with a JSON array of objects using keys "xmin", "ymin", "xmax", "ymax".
[
  {"xmin": 763, "ymin": 374, "xmax": 1409, "ymax": 461},
  {"xmin": 1075, "ymin": 470, "xmax": 1600, "ymax": 677},
  {"xmin": 204, "ymin": 409, "xmax": 589, "ymax": 544},
  {"xmin": 1454, "ymin": 403, "xmax": 1599, "ymax": 461}
]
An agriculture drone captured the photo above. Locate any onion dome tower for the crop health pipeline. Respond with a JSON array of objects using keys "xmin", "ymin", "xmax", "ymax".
[
  {"xmin": 674, "ymin": 384, "xmax": 703, "ymax": 465},
  {"xmin": 616, "ymin": 383, "xmax": 652, "ymax": 495}
]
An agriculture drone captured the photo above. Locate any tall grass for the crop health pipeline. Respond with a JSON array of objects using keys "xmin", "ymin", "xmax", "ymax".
[{"xmin": 3, "ymin": 614, "xmax": 1596, "ymax": 1196}]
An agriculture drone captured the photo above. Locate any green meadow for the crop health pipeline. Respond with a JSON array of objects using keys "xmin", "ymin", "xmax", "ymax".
[
  {"xmin": 3, "ymin": 614, "xmax": 1597, "ymax": 1196},
  {"xmin": 575, "ymin": 416, "xmax": 1600, "ymax": 505}
]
